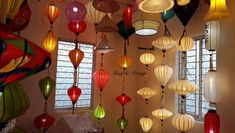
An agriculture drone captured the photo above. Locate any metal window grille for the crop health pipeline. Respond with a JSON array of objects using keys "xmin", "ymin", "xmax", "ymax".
[
  {"xmin": 178, "ymin": 37, "xmax": 216, "ymax": 121},
  {"xmin": 55, "ymin": 40, "xmax": 94, "ymax": 109}
]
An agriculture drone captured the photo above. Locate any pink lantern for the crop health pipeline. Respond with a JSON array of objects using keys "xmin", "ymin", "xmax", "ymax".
[
  {"xmin": 65, "ymin": 1, "xmax": 87, "ymax": 21},
  {"xmin": 93, "ymin": 69, "xmax": 110, "ymax": 92}
]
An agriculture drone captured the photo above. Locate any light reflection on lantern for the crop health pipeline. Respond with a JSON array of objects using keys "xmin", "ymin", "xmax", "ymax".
[
  {"xmin": 205, "ymin": 109, "xmax": 220, "ymax": 133},
  {"xmin": 152, "ymin": 108, "xmax": 173, "ymax": 120},
  {"xmin": 69, "ymin": 48, "xmax": 84, "ymax": 69},
  {"xmin": 93, "ymin": 69, "xmax": 110, "ymax": 92},
  {"xmin": 123, "ymin": 5, "xmax": 133, "ymax": 29},
  {"xmin": 34, "ymin": 113, "xmax": 55, "ymax": 129},
  {"xmin": 152, "ymin": 36, "xmax": 176, "ymax": 51},
  {"xmin": 117, "ymin": 116, "xmax": 128, "ymax": 133},
  {"xmin": 68, "ymin": 20, "xmax": 86, "ymax": 36},
  {"xmin": 139, "ymin": 116, "xmax": 153, "ymax": 132},
  {"xmin": 139, "ymin": 52, "xmax": 155, "ymax": 66},
  {"xmin": 67, "ymin": 86, "xmax": 81, "ymax": 114},
  {"xmin": 172, "ymin": 114, "xmax": 195, "ymax": 132},
  {"xmin": 45, "ymin": 3, "xmax": 60, "ymax": 26},
  {"xmin": 137, "ymin": 87, "xmax": 156, "ymax": 103},
  {"xmin": 116, "ymin": 93, "xmax": 131, "ymax": 106},
  {"xmin": 43, "ymin": 30, "xmax": 57, "ymax": 53},
  {"xmin": 118, "ymin": 55, "xmax": 133, "ymax": 70},
  {"xmin": 94, "ymin": 104, "xmax": 106, "ymax": 120}
]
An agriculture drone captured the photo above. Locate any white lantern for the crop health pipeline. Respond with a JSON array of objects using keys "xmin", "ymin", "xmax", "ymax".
[
  {"xmin": 172, "ymin": 114, "xmax": 195, "ymax": 132},
  {"xmin": 137, "ymin": 87, "xmax": 157, "ymax": 101},
  {"xmin": 204, "ymin": 70, "xmax": 217, "ymax": 103},
  {"xmin": 96, "ymin": 35, "xmax": 114, "ymax": 53},
  {"xmin": 176, "ymin": 36, "xmax": 194, "ymax": 52},
  {"xmin": 152, "ymin": 108, "xmax": 173, "ymax": 120},
  {"xmin": 139, "ymin": 117, "xmax": 153, "ymax": 132},
  {"xmin": 152, "ymin": 36, "xmax": 176, "ymax": 51},
  {"xmin": 139, "ymin": 0, "xmax": 174, "ymax": 14},
  {"xmin": 139, "ymin": 52, "xmax": 155, "ymax": 65},
  {"xmin": 205, "ymin": 21, "xmax": 220, "ymax": 51},
  {"xmin": 133, "ymin": 19, "xmax": 160, "ymax": 36},
  {"xmin": 154, "ymin": 64, "xmax": 173, "ymax": 87},
  {"xmin": 177, "ymin": 0, "xmax": 190, "ymax": 6}
]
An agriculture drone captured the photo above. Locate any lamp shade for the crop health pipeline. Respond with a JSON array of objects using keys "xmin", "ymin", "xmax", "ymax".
[
  {"xmin": 93, "ymin": 69, "xmax": 110, "ymax": 92},
  {"xmin": 204, "ymin": 0, "xmax": 229, "ymax": 21},
  {"xmin": 172, "ymin": 114, "xmax": 195, "ymax": 132},
  {"xmin": 34, "ymin": 113, "xmax": 55, "ymax": 129},
  {"xmin": 95, "ymin": 14, "xmax": 118, "ymax": 32},
  {"xmin": 152, "ymin": 108, "xmax": 173, "ymax": 120},
  {"xmin": 177, "ymin": 0, "xmax": 190, "ymax": 6},
  {"xmin": 116, "ymin": 93, "xmax": 131, "ymax": 106},
  {"xmin": 205, "ymin": 109, "xmax": 220, "ymax": 133},
  {"xmin": 139, "ymin": 117, "xmax": 153, "ymax": 132},
  {"xmin": 168, "ymin": 80, "xmax": 198, "ymax": 96},
  {"xmin": 65, "ymin": 1, "xmax": 87, "ymax": 21},
  {"xmin": 139, "ymin": 0, "xmax": 174, "ymax": 13},
  {"xmin": 137, "ymin": 87, "xmax": 156, "ymax": 100},
  {"xmin": 152, "ymin": 36, "xmax": 176, "ymax": 51},
  {"xmin": 94, "ymin": 104, "xmax": 106, "ymax": 120},
  {"xmin": 204, "ymin": 70, "xmax": 217, "ymax": 103},
  {"xmin": 92, "ymin": 0, "xmax": 120, "ymax": 13},
  {"xmin": 39, "ymin": 77, "xmax": 55, "ymax": 100},
  {"xmin": 96, "ymin": 35, "xmax": 114, "ymax": 53},
  {"xmin": 205, "ymin": 21, "xmax": 220, "ymax": 51},
  {"xmin": 43, "ymin": 30, "xmax": 57, "ymax": 53},
  {"xmin": 46, "ymin": 3, "xmax": 60, "ymax": 25},
  {"xmin": 176, "ymin": 36, "xmax": 194, "ymax": 52},
  {"xmin": 133, "ymin": 20, "xmax": 160, "ymax": 36},
  {"xmin": 117, "ymin": 116, "xmax": 128, "ymax": 132},
  {"xmin": 118, "ymin": 54, "xmax": 133, "ymax": 70},
  {"xmin": 123, "ymin": 5, "xmax": 133, "ymax": 29},
  {"xmin": 154, "ymin": 64, "xmax": 173, "ymax": 87},
  {"xmin": 139, "ymin": 52, "xmax": 155, "ymax": 65},
  {"xmin": 69, "ymin": 48, "xmax": 84, "ymax": 69},
  {"xmin": 68, "ymin": 20, "xmax": 86, "ymax": 36},
  {"xmin": 67, "ymin": 86, "xmax": 81, "ymax": 104}
]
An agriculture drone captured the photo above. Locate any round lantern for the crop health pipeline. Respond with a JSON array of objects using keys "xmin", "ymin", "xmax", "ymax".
[
  {"xmin": 39, "ymin": 77, "xmax": 55, "ymax": 100},
  {"xmin": 205, "ymin": 109, "xmax": 220, "ymax": 133},
  {"xmin": 172, "ymin": 114, "xmax": 195, "ymax": 132},
  {"xmin": 65, "ymin": 1, "xmax": 87, "ymax": 21},
  {"xmin": 139, "ymin": 52, "xmax": 155, "ymax": 66},
  {"xmin": 139, "ymin": 117, "xmax": 153, "ymax": 132},
  {"xmin": 154, "ymin": 64, "xmax": 173, "ymax": 88},
  {"xmin": 176, "ymin": 36, "xmax": 194, "ymax": 52},
  {"xmin": 93, "ymin": 69, "xmax": 110, "ymax": 92},
  {"xmin": 118, "ymin": 55, "xmax": 133, "ymax": 70},
  {"xmin": 152, "ymin": 36, "xmax": 176, "ymax": 51},
  {"xmin": 177, "ymin": 0, "xmax": 190, "ymax": 6},
  {"xmin": 205, "ymin": 21, "xmax": 220, "ymax": 51},
  {"xmin": 43, "ymin": 30, "xmax": 57, "ymax": 53},
  {"xmin": 168, "ymin": 79, "xmax": 198, "ymax": 96},
  {"xmin": 68, "ymin": 20, "xmax": 86, "ymax": 36},
  {"xmin": 69, "ymin": 48, "xmax": 84, "ymax": 69},
  {"xmin": 117, "ymin": 116, "xmax": 128, "ymax": 133},
  {"xmin": 67, "ymin": 86, "xmax": 81, "ymax": 104},
  {"xmin": 34, "ymin": 113, "xmax": 55, "ymax": 129},
  {"xmin": 133, "ymin": 19, "xmax": 160, "ymax": 36},
  {"xmin": 137, "ymin": 87, "xmax": 156, "ymax": 102},
  {"xmin": 116, "ymin": 93, "xmax": 131, "ymax": 106},
  {"xmin": 152, "ymin": 108, "xmax": 173, "ymax": 120},
  {"xmin": 139, "ymin": 0, "xmax": 174, "ymax": 13},
  {"xmin": 94, "ymin": 104, "xmax": 106, "ymax": 120},
  {"xmin": 204, "ymin": 70, "xmax": 217, "ymax": 103},
  {"xmin": 45, "ymin": 3, "xmax": 60, "ymax": 26}
]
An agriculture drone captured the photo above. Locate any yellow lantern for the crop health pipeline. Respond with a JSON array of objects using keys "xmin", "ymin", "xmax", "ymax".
[
  {"xmin": 152, "ymin": 108, "xmax": 173, "ymax": 120},
  {"xmin": 176, "ymin": 36, "xmax": 194, "ymax": 52},
  {"xmin": 177, "ymin": 0, "xmax": 190, "ymax": 6},
  {"xmin": 204, "ymin": 0, "xmax": 230, "ymax": 21},
  {"xmin": 139, "ymin": 117, "xmax": 153, "ymax": 132},
  {"xmin": 43, "ymin": 30, "xmax": 57, "ymax": 53},
  {"xmin": 139, "ymin": 0, "xmax": 174, "ymax": 14},
  {"xmin": 152, "ymin": 36, "xmax": 176, "ymax": 51},
  {"xmin": 118, "ymin": 55, "xmax": 133, "ymax": 70},
  {"xmin": 168, "ymin": 79, "xmax": 198, "ymax": 96},
  {"xmin": 139, "ymin": 52, "xmax": 155, "ymax": 66},
  {"xmin": 154, "ymin": 64, "xmax": 173, "ymax": 88},
  {"xmin": 137, "ymin": 87, "xmax": 156, "ymax": 101},
  {"xmin": 172, "ymin": 114, "xmax": 195, "ymax": 132}
]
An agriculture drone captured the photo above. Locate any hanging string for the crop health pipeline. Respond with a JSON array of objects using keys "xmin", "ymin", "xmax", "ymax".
[
  {"xmin": 124, "ymin": 41, "xmax": 127, "ymax": 55},
  {"xmin": 44, "ymin": 100, "xmax": 48, "ymax": 113},
  {"xmin": 179, "ymin": 28, "xmax": 187, "ymax": 46},
  {"xmin": 209, "ymin": 53, "xmax": 213, "ymax": 71},
  {"xmin": 100, "ymin": 53, "xmax": 104, "ymax": 67},
  {"xmin": 121, "ymin": 70, "xmax": 126, "ymax": 93},
  {"xmin": 99, "ymin": 92, "xmax": 102, "ymax": 104},
  {"xmin": 73, "ymin": 68, "xmax": 78, "ymax": 86}
]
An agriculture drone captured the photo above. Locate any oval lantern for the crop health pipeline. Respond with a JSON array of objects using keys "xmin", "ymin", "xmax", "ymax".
[
  {"xmin": 117, "ymin": 116, "xmax": 128, "ymax": 133},
  {"xmin": 137, "ymin": 87, "xmax": 156, "ymax": 102},
  {"xmin": 139, "ymin": 117, "xmax": 153, "ymax": 132},
  {"xmin": 172, "ymin": 114, "xmax": 195, "ymax": 132},
  {"xmin": 123, "ymin": 5, "xmax": 133, "ymax": 29},
  {"xmin": 39, "ymin": 77, "xmax": 55, "ymax": 100},
  {"xmin": 69, "ymin": 48, "xmax": 84, "ymax": 69},
  {"xmin": 118, "ymin": 54, "xmax": 133, "ymax": 70},
  {"xmin": 67, "ymin": 86, "xmax": 81, "ymax": 104},
  {"xmin": 205, "ymin": 109, "xmax": 220, "ymax": 133},
  {"xmin": 94, "ymin": 104, "xmax": 106, "ymax": 120},
  {"xmin": 139, "ymin": 52, "xmax": 155, "ymax": 66},
  {"xmin": 116, "ymin": 93, "xmax": 131, "ymax": 106},
  {"xmin": 176, "ymin": 36, "xmax": 194, "ymax": 52},
  {"xmin": 45, "ymin": 3, "xmax": 60, "ymax": 25},
  {"xmin": 154, "ymin": 64, "xmax": 173, "ymax": 88},
  {"xmin": 152, "ymin": 108, "xmax": 173, "ymax": 120},
  {"xmin": 34, "ymin": 113, "xmax": 55, "ymax": 129},
  {"xmin": 43, "ymin": 29, "xmax": 57, "ymax": 53},
  {"xmin": 65, "ymin": 1, "xmax": 87, "ymax": 21},
  {"xmin": 152, "ymin": 36, "xmax": 176, "ymax": 51},
  {"xmin": 93, "ymin": 69, "xmax": 110, "ymax": 92},
  {"xmin": 68, "ymin": 20, "xmax": 87, "ymax": 36},
  {"xmin": 204, "ymin": 70, "xmax": 217, "ymax": 103}
]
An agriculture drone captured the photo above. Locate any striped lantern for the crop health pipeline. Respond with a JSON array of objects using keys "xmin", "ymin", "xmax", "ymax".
[
  {"xmin": 154, "ymin": 64, "xmax": 173, "ymax": 88},
  {"xmin": 139, "ymin": 52, "xmax": 155, "ymax": 66},
  {"xmin": 137, "ymin": 87, "xmax": 156, "ymax": 101},
  {"xmin": 139, "ymin": 117, "xmax": 153, "ymax": 132},
  {"xmin": 172, "ymin": 114, "xmax": 195, "ymax": 132},
  {"xmin": 152, "ymin": 36, "xmax": 176, "ymax": 51},
  {"xmin": 176, "ymin": 36, "xmax": 194, "ymax": 52},
  {"xmin": 152, "ymin": 108, "xmax": 173, "ymax": 120}
]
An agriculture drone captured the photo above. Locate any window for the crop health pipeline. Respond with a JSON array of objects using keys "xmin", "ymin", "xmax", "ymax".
[
  {"xmin": 178, "ymin": 37, "xmax": 216, "ymax": 121},
  {"xmin": 55, "ymin": 40, "xmax": 94, "ymax": 110}
]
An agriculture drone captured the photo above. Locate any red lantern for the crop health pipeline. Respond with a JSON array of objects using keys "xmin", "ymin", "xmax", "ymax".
[
  {"xmin": 205, "ymin": 109, "xmax": 220, "ymax": 133},
  {"xmin": 68, "ymin": 20, "xmax": 86, "ymax": 36},
  {"xmin": 116, "ymin": 93, "xmax": 131, "ymax": 106},
  {"xmin": 69, "ymin": 48, "xmax": 84, "ymax": 69},
  {"xmin": 93, "ymin": 69, "xmax": 110, "ymax": 92},
  {"xmin": 45, "ymin": 3, "xmax": 60, "ymax": 26},
  {"xmin": 67, "ymin": 86, "xmax": 81, "ymax": 104},
  {"xmin": 34, "ymin": 113, "xmax": 55, "ymax": 129},
  {"xmin": 123, "ymin": 5, "xmax": 133, "ymax": 29}
]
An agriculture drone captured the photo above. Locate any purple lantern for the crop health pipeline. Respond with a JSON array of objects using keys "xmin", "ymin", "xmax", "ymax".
[{"xmin": 65, "ymin": 1, "xmax": 87, "ymax": 21}]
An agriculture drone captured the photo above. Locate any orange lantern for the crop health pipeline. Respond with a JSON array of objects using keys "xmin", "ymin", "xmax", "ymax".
[
  {"xmin": 69, "ymin": 48, "xmax": 84, "ymax": 69},
  {"xmin": 93, "ymin": 69, "xmax": 110, "ymax": 92},
  {"xmin": 45, "ymin": 3, "xmax": 60, "ymax": 26},
  {"xmin": 118, "ymin": 54, "xmax": 133, "ymax": 70},
  {"xmin": 43, "ymin": 30, "xmax": 57, "ymax": 53}
]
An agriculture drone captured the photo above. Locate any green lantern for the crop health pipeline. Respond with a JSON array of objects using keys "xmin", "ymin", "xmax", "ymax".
[
  {"xmin": 0, "ymin": 82, "xmax": 30, "ymax": 126},
  {"xmin": 117, "ymin": 116, "xmax": 128, "ymax": 133},
  {"xmin": 94, "ymin": 104, "xmax": 106, "ymax": 120},
  {"xmin": 39, "ymin": 76, "xmax": 55, "ymax": 100}
]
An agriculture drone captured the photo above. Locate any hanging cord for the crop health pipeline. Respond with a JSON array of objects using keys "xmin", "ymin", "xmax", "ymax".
[
  {"xmin": 121, "ymin": 70, "xmax": 126, "ymax": 94},
  {"xmin": 44, "ymin": 100, "xmax": 48, "ymax": 114},
  {"xmin": 179, "ymin": 28, "xmax": 187, "ymax": 46},
  {"xmin": 180, "ymin": 52, "xmax": 187, "ymax": 80},
  {"xmin": 73, "ymin": 68, "xmax": 78, "ymax": 86},
  {"xmin": 209, "ymin": 53, "xmax": 213, "ymax": 71},
  {"xmin": 164, "ymin": 23, "xmax": 171, "ymax": 37},
  {"xmin": 180, "ymin": 95, "xmax": 186, "ymax": 114},
  {"xmin": 124, "ymin": 41, "xmax": 127, "ymax": 55},
  {"xmin": 100, "ymin": 53, "xmax": 104, "ymax": 68},
  {"xmin": 99, "ymin": 92, "xmax": 102, "ymax": 104}
]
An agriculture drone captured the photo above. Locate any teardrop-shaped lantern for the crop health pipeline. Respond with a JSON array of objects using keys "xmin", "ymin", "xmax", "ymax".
[
  {"xmin": 137, "ymin": 87, "xmax": 156, "ymax": 101},
  {"xmin": 139, "ymin": 116, "xmax": 153, "ymax": 132},
  {"xmin": 152, "ymin": 108, "xmax": 173, "ymax": 120},
  {"xmin": 43, "ymin": 29, "xmax": 57, "ymax": 53},
  {"xmin": 177, "ymin": 0, "xmax": 190, "ymax": 6},
  {"xmin": 172, "ymin": 114, "xmax": 195, "ymax": 132},
  {"xmin": 69, "ymin": 48, "xmax": 84, "ymax": 69},
  {"xmin": 168, "ymin": 79, "xmax": 198, "ymax": 96},
  {"xmin": 116, "ymin": 93, "xmax": 131, "ymax": 106},
  {"xmin": 68, "ymin": 20, "xmax": 87, "ymax": 36},
  {"xmin": 96, "ymin": 35, "xmax": 114, "ymax": 54},
  {"xmin": 39, "ymin": 77, "xmax": 55, "ymax": 100},
  {"xmin": 34, "ymin": 113, "xmax": 55, "ymax": 129},
  {"xmin": 205, "ymin": 109, "xmax": 220, "ymax": 133},
  {"xmin": 93, "ymin": 69, "xmax": 110, "ymax": 92},
  {"xmin": 176, "ymin": 36, "xmax": 194, "ymax": 52},
  {"xmin": 94, "ymin": 104, "xmax": 106, "ymax": 120},
  {"xmin": 67, "ymin": 86, "xmax": 81, "ymax": 104},
  {"xmin": 123, "ymin": 5, "xmax": 133, "ymax": 29},
  {"xmin": 117, "ymin": 116, "xmax": 128, "ymax": 133},
  {"xmin": 139, "ymin": 52, "xmax": 155, "ymax": 66},
  {"xmin": 152, "ymin": 36, "xmax": 176, "ymax": 51},
  {"xmin": 45, "ymin": 3, "xmax": 60, "ymax": 25},
  {"xmin": 118, "ymin": 54, "xmax": 133, "ymax": 70},
  {"xmin": 154, "ymin": 64, "xmax": 173, "ymax": 88}
]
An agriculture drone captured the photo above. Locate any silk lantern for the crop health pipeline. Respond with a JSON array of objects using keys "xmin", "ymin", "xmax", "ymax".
[
  {"xmin": 69, "ymin": 48, "xmax": 84, "ymax": 69},
  {"xmin": 94, "ymin": 104, "xmax": 106, "ymax": 120},
  {"xmin": 205, "ymin": 21, "xmax": 220, "ymax": 51},
  {"xmin": 68, "ymin": 20, "xmax": 86, "ymax": 36},
  {"xmin": 161, "ymin": 8, "xmax": 175, "ymax": 22},
  {"xmin": 67, "ymin": 86, "xmax": 81, "ymax": 114},
  {"xmin": 152, "ymin": 108, "xmax": 173, "ymax": 120},
  {"xmin": 154, "ymin": 64, "xmax": 173, "ymax": 88},
  {"xmin": 39, "ymin": 77, "xmax": 55, "ymax": 100},
  {"xmin": 139, "ymin": 0, "xmax": 174, "ymax": 13},
  {"xmin": 137, "ymin": 87, "xmax": 156, "ymax": 103},
  {"xmin": 93, "ymin": 69, "xmax": 110, "ymax": 92},
  {"xmin": 43, "ymin": 29, "xmax": 57, "ymax": 53},
  {"xmin": 34, "ymin": 113, "xmax": 55, "ymax": 129},
  {"xmin": 139, "ymin": 117, "xmax": 153, "ymax": 132},
  {"xmin": 46, "ymin": 3, "xmax": 60, "ymax": 26},
  {"xmin": 65, "ymin": 1, "xmax": 87, "ymax": 21},
  {"xmin": 204, "ymin": 70, "xmax": 217, "ymax": 103},
  {"xmin": 92, "ymin": 0, "xmax": 120, "ymax": 13},
  {"xmin": 205, "ymin": 109, "xmax": 220, "ymax": 133},
  {"xmin": 123, "ymin": 5, "xmax": 133, "ymax": 29},
  {"xmin": 116, "ymin": 93, "xmax": 131, "ymax": 106},
  {"xmin": 177, "ymin": 0, "xmax": 190, "ymax": 6},
  {"xmin": 117, "ymin": 116, "xmax": 128, "ymax": 133},
  {"xmin": 204, "ymin": 0, "xmax": 230, "ymax": 21},
  {"xmin": 172, "ymin": 114, "xmax": 195, "ymax": 132},
  {"xmin": 176, "ymin": 36, "xmax": 194, "ymax": 52},
  {"xmin": 152, "ymin": 36, "xmax": 176, "ymax": 51},
  {"xmin": 139, "ymin": 52, "xmax": 155, "ymax": 66},
  {"xmin": 133, "ymin": 19, "xmax": 160, "ymax": 36},
  {"xmin": 118, "ymin": 55, "xmax": 133, "ymax": 70}
]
